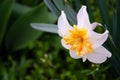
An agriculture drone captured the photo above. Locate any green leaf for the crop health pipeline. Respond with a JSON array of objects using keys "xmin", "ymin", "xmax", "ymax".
[
  {"xmin": 53, "ymin": 0, "xmax": 77, "ymax": 24},
  {"xmin": 107, "ymin": 0, "xmax": 120, "ymax": 76},
  {"xmin": 10, "ymin": 3, "xmax": 32, "ymax": 27},
  {"xmin": 0, "ymin": 0, "xmax": 14, "ymax": 45},
  {"xmin": 75, "ymin": 0, "xmax": 81, "ymax": 11},
  {"xmin": 96, "ymin": 0, "xmax": 111, "ymax": 32},
  {"xmin": 44, "ymin": 0, "xmax": 60, "ymax": 17},
  {"xmin": 5, "ymin": 3, "xmax": 49, "ymax": 52},
  {"xmin": 12, "ymin": 3, "xmax": 32, "ymax": 18},
  {"xmin": 85, "ymin": 0, "xmax": 94, "ymax": 22},
  {"xmin": 114, "ymin": 0, "xmax": 120, "ymax": 48},
  {"xmin": 105, "ymin": 35, "xmax": 120, "ymax": 76},
  {"xmin": 110, "ymin": 55, "xmax": 120, "ymax": 76},
  {"xmin": 31, "ymin": 23, "xmax": 58, "ymax": 33},
  {"xmin": 48, "ymin": 12, "xmax": 57, "ymax": 23},
  {"xmin": 113, "ymin": 11, "xmax": 117, "ymax": 40},
  {"xmin": 65, "ymin": 3, "xmax": 77, "ymax": 21}
]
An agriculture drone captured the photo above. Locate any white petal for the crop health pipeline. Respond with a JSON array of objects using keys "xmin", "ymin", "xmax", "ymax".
[
  {"xmin": 61, "ymin": 39, "xmax": 70, "ymax": 49},
  {"xmin": 91, "ymin": 22, "xmax": 102, "ymax": 30},
  {"xmin": 77, "ymin": 5, "xmax": 91, "ymax": 30},
  {"xmin": 89, "ymin": 30, "xmax": 109, "ymax": 49},
  {"xmin": 69, "ymin": 50, "xmax": 82, "ymax": 59},
  {"xmin": 86, "ymin": 46, "xmax": 112, "ymax": 64},
  {"xmin": 82, "ymin": 56, "xmax": 87, "ymax": 62},
  {"xmin": 58, "ymin": 11, "xmax": 72, "ymax": 37}
]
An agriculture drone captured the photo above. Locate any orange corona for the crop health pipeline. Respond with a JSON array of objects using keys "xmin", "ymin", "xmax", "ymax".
[{"xmin": 63, "ymin": 25, "xmax": 93, "ymax": 56}]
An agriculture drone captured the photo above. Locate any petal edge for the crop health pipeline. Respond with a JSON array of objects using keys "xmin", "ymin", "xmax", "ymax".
[
  {"xmin": 86, "ymin": 46, "xmax": 111, "ymax": 64},
  {"xmin": 58, "ymin": 11, "xmax": 72, "ymax": 37},
  {"xmin": 70, "ymin": 50, "xmax": 82, "ymax": 59},
  {"xmin": 77, "ymin": 5, "xmax": 91, "ymax": 30}
]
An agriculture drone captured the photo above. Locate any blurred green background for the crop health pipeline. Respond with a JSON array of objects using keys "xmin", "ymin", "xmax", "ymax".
[{"xmin": 0, "ymin": 0, "xmax": 120, "ymax": 80}]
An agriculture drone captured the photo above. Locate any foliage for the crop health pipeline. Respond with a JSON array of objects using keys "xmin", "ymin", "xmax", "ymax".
[{"xmin": 0, "ymin": 0, "xmax": 120, "ymax": 80}]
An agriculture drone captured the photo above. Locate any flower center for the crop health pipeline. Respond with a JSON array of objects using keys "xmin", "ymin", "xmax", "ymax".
[{"xmin": 63, "ymin": 25, "xmax": 93, "ymax": 56}]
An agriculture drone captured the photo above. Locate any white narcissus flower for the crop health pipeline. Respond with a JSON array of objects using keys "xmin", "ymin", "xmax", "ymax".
[{"xmin": 57, "ymin": 5, "xmax": 112, "ymax": 64}]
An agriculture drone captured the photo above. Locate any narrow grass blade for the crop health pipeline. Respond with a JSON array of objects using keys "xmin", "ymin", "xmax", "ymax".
[
  {"xmin": 31, "ymin": 23, "xmax": 58, "ymax": 33},
  {"xmin": 75, "ymin": 0, "xmax": 81, "ymax": 11},
  {"xmin": 53, "ymin": 0, "xmax": 77, "ymax": 24},
  {"xmin": 44, "ymin": 0, "xmax": 60, "ymax": 17},
  {"xmin": 85, "ymin": 0, "xmax": 94, "ymax": 22},
  {"xmin": 114, "ymin": 0, "xmax": 120, "ymax": 48},
  {"xmin": 96, "ymin": 0, "xmax": 111, "ymax": 32}
]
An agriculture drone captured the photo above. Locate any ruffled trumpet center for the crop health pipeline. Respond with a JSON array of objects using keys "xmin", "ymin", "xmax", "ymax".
[{"xmin": 63, "ymin": 25, "xmax": 93, "ymax": 56}]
